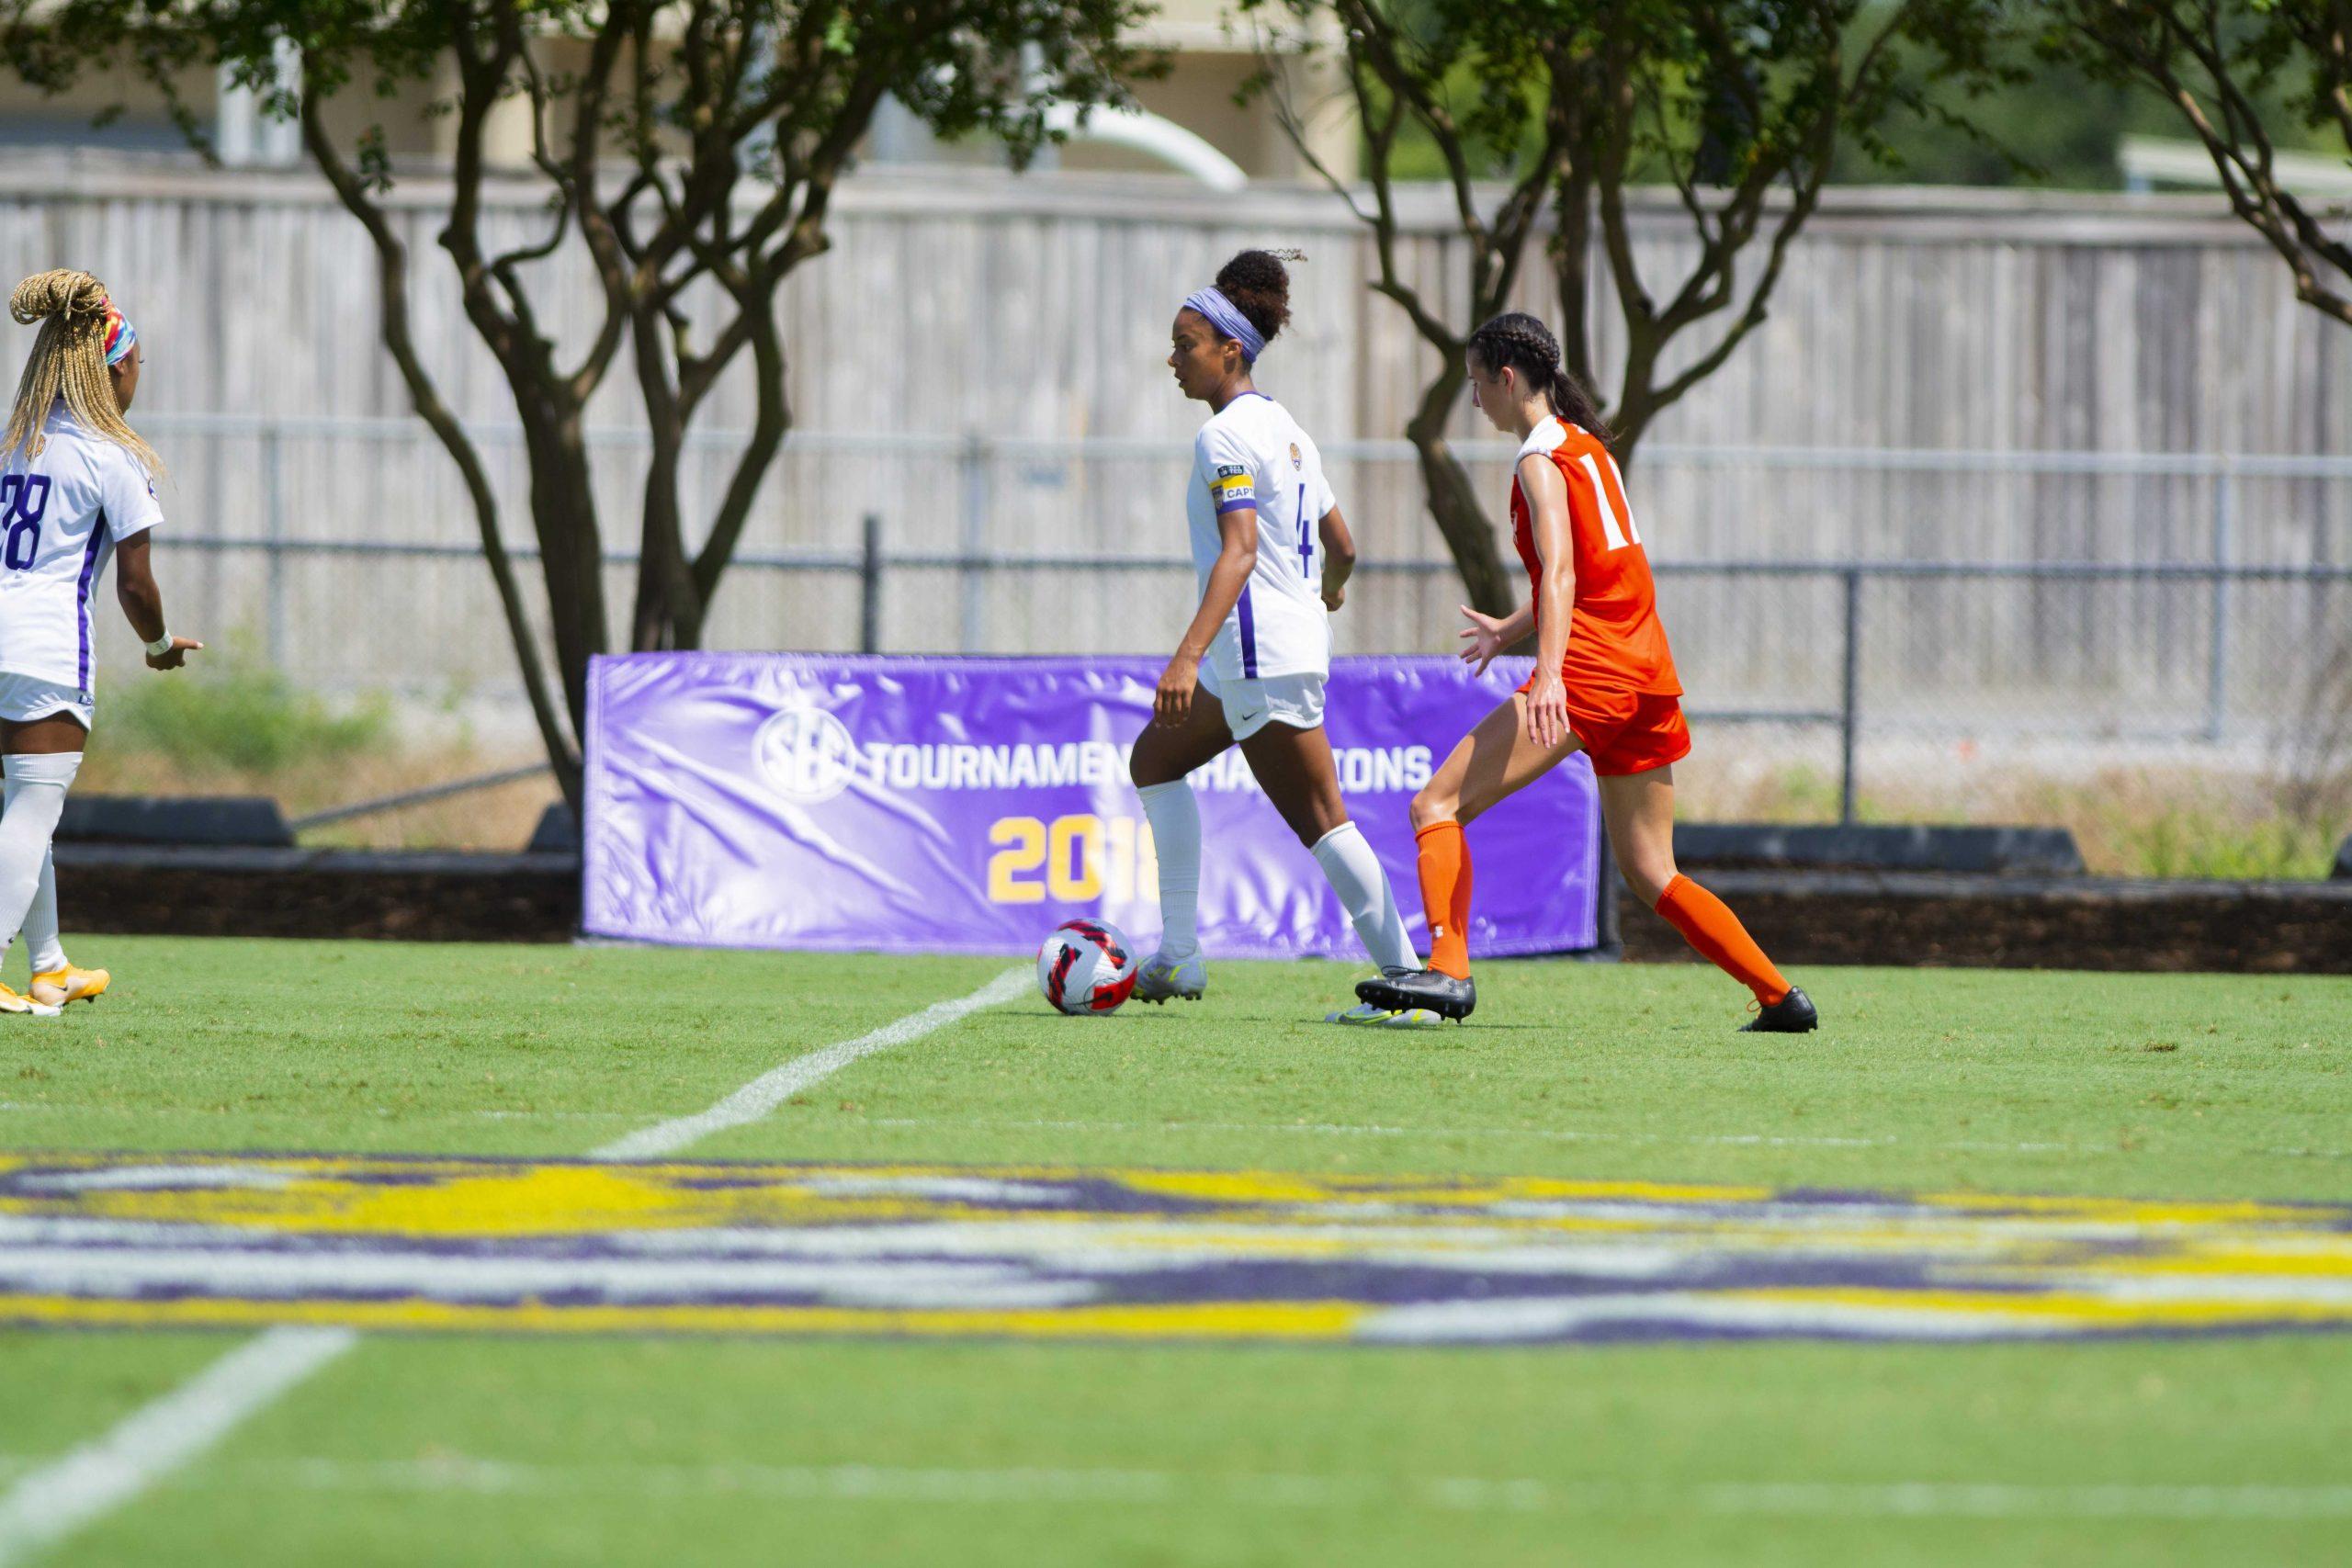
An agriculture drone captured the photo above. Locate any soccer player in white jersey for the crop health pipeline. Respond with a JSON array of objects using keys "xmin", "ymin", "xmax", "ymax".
[
  {"xmin": 1126, "ymin": 250, "xmax": 1432, "ymax": 1026},
  {"xmin": 0, "ymin": 270, "xmax": 201, "ymax": 1015}
]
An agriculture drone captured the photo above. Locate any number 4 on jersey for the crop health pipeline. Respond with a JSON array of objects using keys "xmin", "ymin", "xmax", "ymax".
[
  {"xmin": 0, "ymin": 474, "xmax": 49, "ymax": 570},
  {"xmin": 1295, "ymin": 481, "xmax": 1313, "ymax": 578}
]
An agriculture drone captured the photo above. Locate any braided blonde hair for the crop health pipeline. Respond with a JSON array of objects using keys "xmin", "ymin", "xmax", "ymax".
[{"xmin": 5, "ymin": 269, "xmax": 164, "ymax": 478}]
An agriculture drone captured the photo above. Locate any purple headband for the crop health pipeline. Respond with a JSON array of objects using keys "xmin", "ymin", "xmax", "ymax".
[{"xmin": 1182, "ymin": 287, "xmax": 1265, "ymax": 364}]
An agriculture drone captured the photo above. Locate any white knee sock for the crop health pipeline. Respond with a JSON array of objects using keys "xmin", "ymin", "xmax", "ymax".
[
  {"xmin": 21, "ymin": 849, "xmax": 62, "ymax": 975},
  {"xmin": 0, "ymin": 752, "xmax": 78, "ymax": 967},
  {"xmin": 1136, "ymin": 780, "xmax": 1202, "ymax": 959},
  {"xmin": 1311, "ymin": 820, "xmax": 1420, "ymax": 974}
]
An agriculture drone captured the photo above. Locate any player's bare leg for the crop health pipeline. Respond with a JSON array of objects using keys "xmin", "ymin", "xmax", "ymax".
[
  {"xmin": 1358, "ymin": 691, "xmax": 1579, "ymax": 1021},
  {"xmin": 1596, "ymin": 764, "xmax": 1679, "ymax": 908},
  {"xmin": 1599, "ymin": 765, "xmax": 1815, "ymax": 1032},
  {"xmin": 1127, "ymin": 695, "xmax": 1234, "ymax": 1003}
]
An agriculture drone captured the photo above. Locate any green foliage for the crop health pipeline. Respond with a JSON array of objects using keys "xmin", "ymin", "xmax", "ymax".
[
  {"xmin": 2109, "ymin": 804, "xmax": 2338, "ymax": 880},
  {"xmin": 1687, "ymin": 760, "xmax": 2341, "ymax": 879},
  {"xmin": 1840, "ymin": 8, "xmax": 2347, "ymax": 187},
  {"xmin": 1301, "ymin": 3, "xmax": 2342, "ymax": 192},
  {"xmin": 2035, "ymin": 0, "xmax": 2352, "ymax": 323},
  {"xmin": 107, "ymin": 652, "xmax": 389, "ymax": 774},
  {"xmin": 0, "ymin": 0, "xmax": 1160, "ymax": 182},
  {"xmin": 1256, "ymin": 0, "xmax": 2018, "ymax": 187},
  {"xmin": 1831, "ymin": 55, "xmax": 2151, "ymax": 186},
  {"xmin": 0, "ymin": 0, "xmax": 1162, "ymax": 811}
]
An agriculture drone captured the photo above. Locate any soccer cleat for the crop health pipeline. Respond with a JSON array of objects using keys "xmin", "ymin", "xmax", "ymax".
[
  {"xmin": 1325, "ymin": 1000, "xmax": 1442, "ymax": 1029},
  {"xmin": 30, "ymin": 965, "xmax": 108, "ymax": 1008},
  {"xmin": 0, "ymin": 981, "xmax": 61, "ymax": 1018},
  {"xmin": 1133, "ymin": 951, "xmax": 1205, "ymax": 1004},
  {"xmin": 1355, "ymin": 967, "xmax": 1476, "ymax": 1022},
  {"xmin": 1739, "ymin": 986, "xmax": 1818, "ymax": 1033}
]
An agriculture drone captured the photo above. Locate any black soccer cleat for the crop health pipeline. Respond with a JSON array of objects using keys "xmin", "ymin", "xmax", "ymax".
[
  {"xmin": 1355, "ymin": 967, "xmax": 1477, "ymax": 1022},
  {"xmin": 1739, "ymin": 986, "xmax": 1818, "ymax": 1033}
]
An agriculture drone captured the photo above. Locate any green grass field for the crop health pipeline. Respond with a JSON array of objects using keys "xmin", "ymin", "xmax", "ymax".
[{"xmin": 2, "ymin": 938, "xmax": 2349, "ymax": 1566}]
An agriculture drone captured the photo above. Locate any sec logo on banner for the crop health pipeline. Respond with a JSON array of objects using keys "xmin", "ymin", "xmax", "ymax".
[{"xmin": 753, "ymin": 705, "xmax": 859, "ymax": 803}]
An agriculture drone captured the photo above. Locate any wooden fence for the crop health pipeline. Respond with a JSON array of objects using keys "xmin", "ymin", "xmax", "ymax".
[{"xmin": 3, "ymin": 152, "xmax": 2346, "ymax": 742}]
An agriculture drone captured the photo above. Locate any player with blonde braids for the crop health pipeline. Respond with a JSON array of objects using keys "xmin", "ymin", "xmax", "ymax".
[{"xmin": 0, "ymin": 269, "xmax": 201, "ymax": 1015}]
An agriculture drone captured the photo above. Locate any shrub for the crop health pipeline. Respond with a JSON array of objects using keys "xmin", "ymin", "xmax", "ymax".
[{"xmin": 107, "ymin": 653, "xmax": 389, "ymax": 773}]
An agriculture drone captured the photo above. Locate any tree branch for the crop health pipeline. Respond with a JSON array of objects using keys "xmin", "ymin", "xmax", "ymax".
[{"xmin": 302, "ymin": 88, "xmax": 579, "ymax": 795}]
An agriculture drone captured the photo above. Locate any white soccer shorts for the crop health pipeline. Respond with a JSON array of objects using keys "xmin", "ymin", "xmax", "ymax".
[
  {"xmin": 0, "ymin": 672, "xmax": 92, "ymax": 731},
  {"xmin": 1196, "ymin": 666, "xmax": 1326, "ymax": 741}
]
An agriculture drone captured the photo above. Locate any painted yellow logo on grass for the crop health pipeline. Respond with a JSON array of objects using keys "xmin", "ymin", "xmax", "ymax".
[{"xmin": 1, "ymin": 1153, "xmax": 2346, "ymax": 1345}]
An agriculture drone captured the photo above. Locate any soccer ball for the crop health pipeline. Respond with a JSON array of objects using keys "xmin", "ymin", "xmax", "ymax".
[{"xmin": 1035, "ymin": 919, "xmax": 1139, "ymax": 1015}]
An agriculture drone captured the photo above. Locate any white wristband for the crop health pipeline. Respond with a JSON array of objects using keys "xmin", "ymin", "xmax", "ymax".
[{"xmin": 143, "ymin": 632, "xmax": 173, "ymax": 658}]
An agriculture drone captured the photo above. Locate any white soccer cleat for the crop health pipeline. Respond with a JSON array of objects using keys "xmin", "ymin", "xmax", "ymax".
[
  {"xmin": 1324, "ymin": 1001, "xmax": 1442, "ymax": 1029},
  {"xmin": 1133, "ymin": 951, "xmax": 1205, "ymax": 1004}
]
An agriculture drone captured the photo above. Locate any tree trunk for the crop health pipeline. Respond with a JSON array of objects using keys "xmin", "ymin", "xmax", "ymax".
[
  {"xmin": 298, "ymin": 104, "xmax": 584, "ymax": 815},
  {"xmin": 1403, "ymin": 361, "xmax": 1515, "ymax": 618},
  {"xmin": 629, "ymin": 419, "xmax": 698, "ymax": 653},
  {"xmin": 626, "ymin": 294, "xmax": 710, "ymax": 654},
  {"xmin": 515, "ymin": 405, "xmax": 609, "ymax": 747}
]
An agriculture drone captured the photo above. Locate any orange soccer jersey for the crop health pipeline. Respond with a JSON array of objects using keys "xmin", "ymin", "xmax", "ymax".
[{"xmin": 1509, "ymin": 418, "xmax": 1680, "ymax": 704}]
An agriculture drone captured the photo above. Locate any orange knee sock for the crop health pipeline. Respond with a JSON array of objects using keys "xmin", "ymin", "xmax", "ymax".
[
  {"xmin": 1653, "ymin": 874, "xmax": 1789, "ymax": 1005},
  {"xmin": 1416, "ymin": 819, "xmax": 1474, "ymax": 979}
]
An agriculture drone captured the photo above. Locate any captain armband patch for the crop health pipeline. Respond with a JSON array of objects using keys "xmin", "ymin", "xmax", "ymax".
[{"xmin": 1212, "ymin": 465, "xmax": 1257, "ymax": 514}]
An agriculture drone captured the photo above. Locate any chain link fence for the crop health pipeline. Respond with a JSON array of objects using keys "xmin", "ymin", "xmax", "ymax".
[{"xmin": 125, "ymin": 416, "xmax": 2352, "ymax": 836}]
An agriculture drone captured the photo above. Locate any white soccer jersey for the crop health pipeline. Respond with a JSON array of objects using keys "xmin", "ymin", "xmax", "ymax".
[
  {"xmin": 1184, "ymin": 392, "xmax": 1337, "ymax": 683},
  {"xmin": 0, "ymin": 402, "xmax": 162, "ymax": 694}
]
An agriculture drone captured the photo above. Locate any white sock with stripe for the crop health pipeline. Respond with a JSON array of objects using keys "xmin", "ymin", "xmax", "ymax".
[
  {"xmin": 1311, "ymin": 820, "xmax": 1419, "ymax": 974},
  {"xmin": 1136, "ymin": 780, "xmax": 1201, "ymax": 960}
]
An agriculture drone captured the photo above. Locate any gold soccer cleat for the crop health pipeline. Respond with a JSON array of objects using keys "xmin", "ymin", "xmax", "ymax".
[
  {"xmin": 0, "ymin": 980, "xmax": 62, "ymax": 1018},
  {"xmin": 30, "ymin": 965, "xmax": 109, "ymax": 1008}
]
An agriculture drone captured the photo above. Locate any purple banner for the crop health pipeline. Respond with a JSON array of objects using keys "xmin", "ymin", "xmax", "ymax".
[{"xmin": 583, "ymin": 654, "xmax": 1600, "ymax": 959}]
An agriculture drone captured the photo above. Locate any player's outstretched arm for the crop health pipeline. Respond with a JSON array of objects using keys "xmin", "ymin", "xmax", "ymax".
[
  {"xmin": 1457, "ymin": 602, "xmax": 1532, "ymax": 675},
  {"xmin": 1317, "ymin": 504, "xmax": 1356, "ymax": 612},
  {"xmin": 113, "ymin": 534, "xmax": 202, "ymax": 671}
]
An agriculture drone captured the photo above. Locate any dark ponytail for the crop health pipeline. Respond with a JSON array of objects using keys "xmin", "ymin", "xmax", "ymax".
[{"xmin": 1467, "ymin": 311, "xmax": 1610, "ymax": 447}]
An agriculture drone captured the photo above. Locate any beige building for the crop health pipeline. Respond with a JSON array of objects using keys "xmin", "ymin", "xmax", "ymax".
[{"xmin": 0, "ymin": 3, "xmax": 1355, "ymax": 186}]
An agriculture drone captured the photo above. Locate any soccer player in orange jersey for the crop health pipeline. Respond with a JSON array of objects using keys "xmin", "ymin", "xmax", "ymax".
[{"xmin": 1356, "ymin": 313, "xmax": 1815, "ymax": 1031}]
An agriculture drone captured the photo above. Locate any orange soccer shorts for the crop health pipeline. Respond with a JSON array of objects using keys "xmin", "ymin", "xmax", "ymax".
[{"xmin": 1519, "ymin": 676, "xmax": 1691, "ymax": 777}]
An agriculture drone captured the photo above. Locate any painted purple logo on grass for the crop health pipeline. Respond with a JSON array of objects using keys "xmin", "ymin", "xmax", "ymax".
[{"xmin": 2, "ymin": 1154, "xmax": 2345, "ymax": 1346}]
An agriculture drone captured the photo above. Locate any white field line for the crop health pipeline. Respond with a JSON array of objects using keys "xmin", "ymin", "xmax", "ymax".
[
  {"xmin": 588, "ymin": 968, "xmax": 1030, "ymax": 1161},
  {"xmin": 9, "ymin": 1454, "xmax": 2346, "ymax": 1521},
  {"xmin": 0, "ymin": 968, "xmax": 1033, "ymax": 1565},
  {"xmin": 0, "ymin": 1326, "xmax": 358, "ymax": 1568}
]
